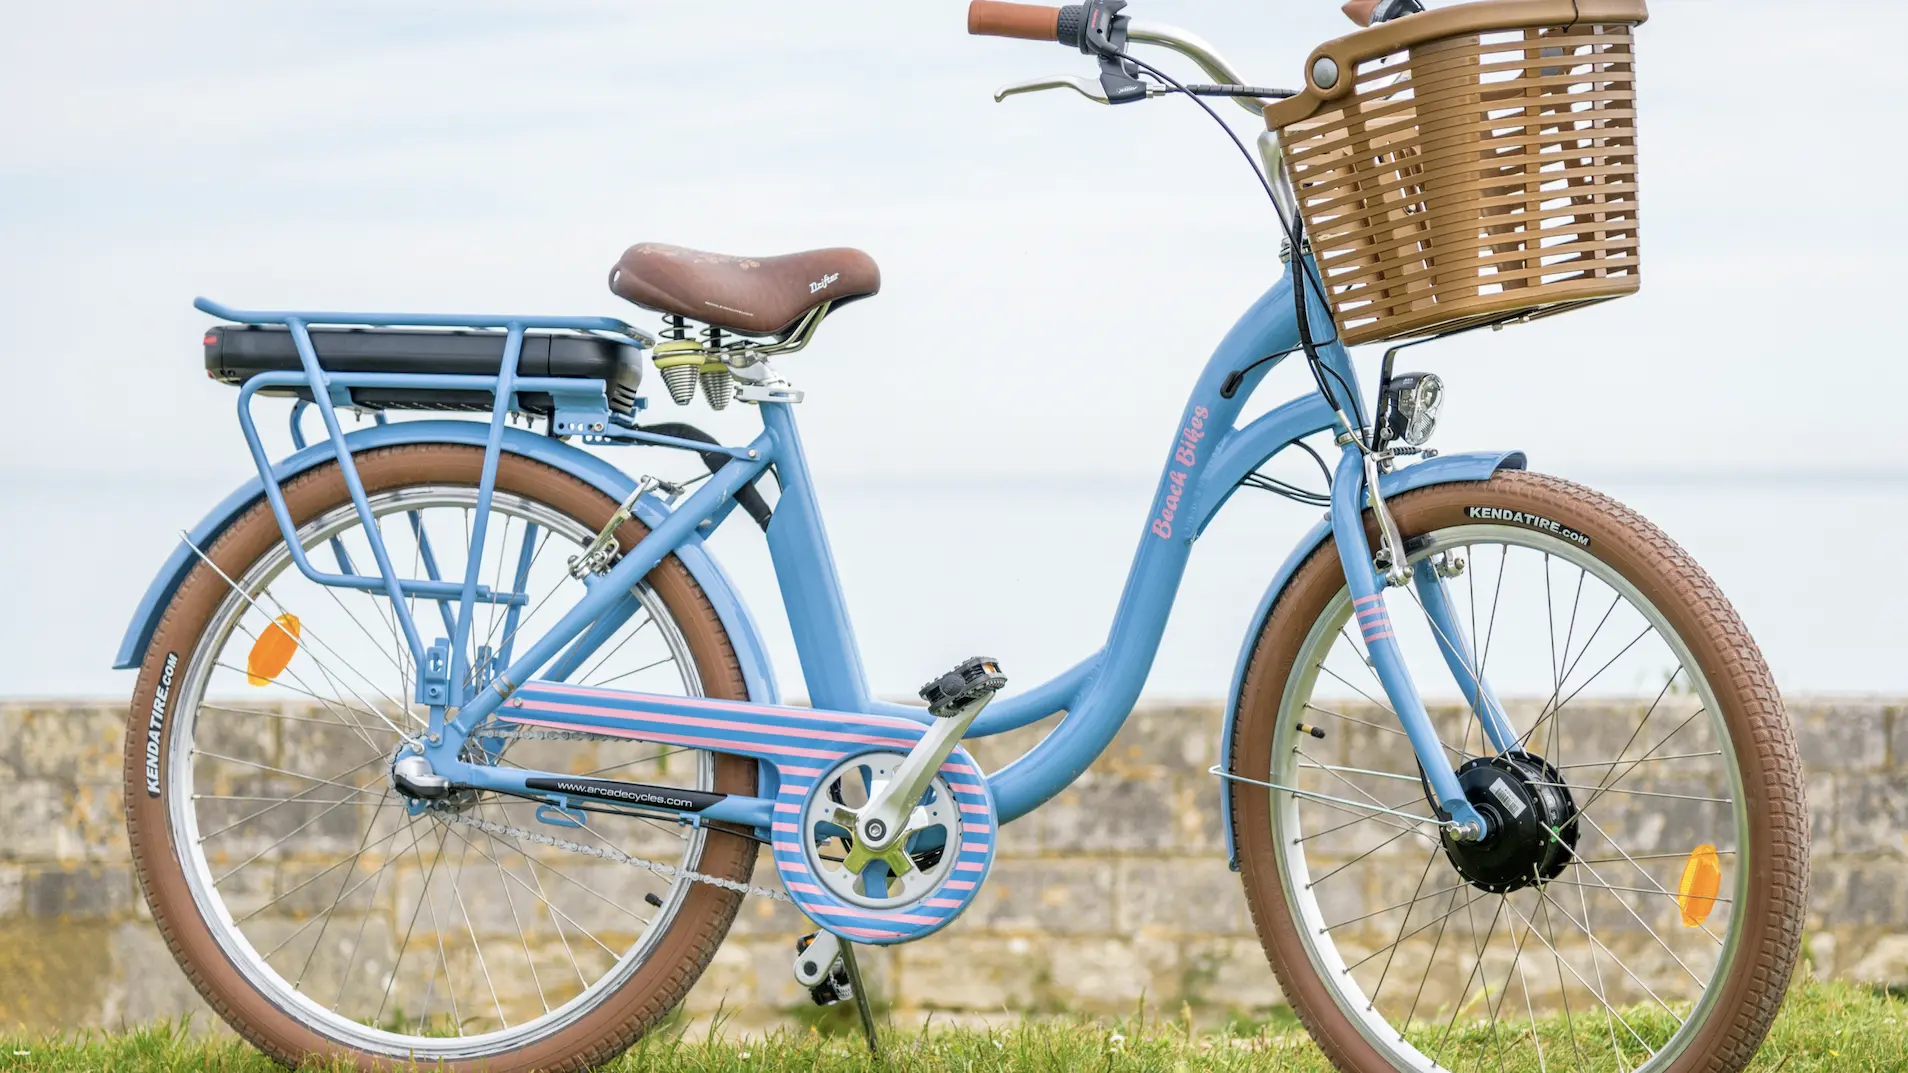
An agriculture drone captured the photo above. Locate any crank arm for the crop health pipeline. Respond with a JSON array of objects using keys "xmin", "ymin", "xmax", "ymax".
[{"xmin": 855, "ymin": 658, "xmax": 1005, "ymax": 852}]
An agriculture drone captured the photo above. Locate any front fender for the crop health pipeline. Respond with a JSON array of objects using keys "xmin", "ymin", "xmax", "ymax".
[
  {"xmin": 112, "ymin": 421, "xmax": 779, "ymax": 704},
  {"xmin": 1215, "ymin": 448, "xmax": 1526, "ymax": 868}
]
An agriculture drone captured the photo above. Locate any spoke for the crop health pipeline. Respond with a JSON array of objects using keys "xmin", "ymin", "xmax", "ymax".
[
  {"xmin": 191, "ymin": 750, "xmax": 385, "ymax": 803},
  {"xmin": 1555, "ymin": 751, "xmax": 1720, "ymax": 770},
  {"xmin": 332, "ymin": 814, "xmax": 406, "ymax": 1013},
  {"xmin": 1500, "ymin": 892, "xmax": 1658, "ymax": 1058},
  {"xmin": 1339, "ymin": 625, "xmax": 1382, "ymax": 684},
  {"xmin": 256, "ymin": 811, "xmax": 438, "ymax": 954},
  {"xmin": 1534, "ymin": 886, "xmax": 1683, "ymax": 1014},
  {"xmin": 1515, "ymin": 619, "xmax": 1653, "ymax": 754},
  {"xmin": 211, "ymin": 642, "xmax": 383, "ymax": 753},
  {"xmin": 1336, "ymin": 880, "xmax": 1470, "ymax": 933},
  {"xmin": 1543, "ymin": 874, "xmax": 1733, "ymax": 906},
  {"xmin": 1346, "ymin": 884, "xmax": 1478, "ymax": 976},
  {"xmin": 1539, "ymin": 783, "xmax": 1729, "ymax": 806},
  {"xmin": 476, "ymin": 813, "xmax": 657, "ymax": 929},
  {"xmin": 477, "ymin": 799, "xmax": 550, "ymax": 1015},
  {"xmin": 406, "ymin": 820, "xmax": 463, "ymax": 1033},
  {"xmin": 209, "ymin": 663, "xmax": 397, "ymax": 742},
  {"xmin": 1305, "ymin": 694, "xmax": 1465, "ymax": 759},
  {"xmin": 1308, "ymin": 824, "xmax": 1427, "ymax": 887},
  {"xmin": 1404, "ymin": 882, "xmax": 1471, "ymax": 1030},
  {"xmin": 1575, "ymin": 849, "xmax": 1735, "ymax": 866},
  {"xmin": 1296, "ymin": 792, "xmax": 1443, "ymax": 845},
  {"xmin": 191, "ymin": 532, "xmax": 419, "ymax": 733},
  {"xmin": 577, "ymin": 613, "xmax": 657, "ymax": 688},
  {"xmin": 573, "ymin": 746, "xmax": 693, "ymax": 779},
  {"xmin": 1296, "ymin": 759, "xmax": 1422, "ymax": 783},
  {"xmin": 1505, "ymin": 902, "xmax": 1547, "ymax": 1073},
  {"xmin": 1576, "ymin": 813, "xmax": 1727, "ymax": 948},
  {"xmin": 1571, "ymin": 853, "xmax": 1630, "ymax": 1069},
  {"xmin": 1432, "ymin": 891, "xmax": 1506, "ymax": 1063},
  {"xmin": 1316, "ymin": 664, "xmax": 1402, "ymax": 720},
  {"xmin": 438, "ymin": 818, "xmax": 621, "ymax": 961},
  {"xmin": 1539, "ymin": 892, "xmax": 1589, "ymax": 1073},
  {"xmin": 586, "ymin": 654, "xmax": 677, "ymax": 691},
  {"xmin": 469, "ymin": 530, "xmax": 561, "ymax": 684},
  {"xmin": 479, "ymin": 813, "xmax": 590, "ymax": 985},
  {"xmin": 210, "ymin": 788, "xmax": 382, "ymax": 886},
  {"xmin": 197, "ymin": 751, "xmax": 389, "ymax": 843},
  {"xmin": 447, "ymin": 834, "xmax": 509, "ymax": 1031},
  {"xmin": 1559, "ymin": 706, "xmax": 1711, "ymax": 832},
  {"xmin": 1477, "ymin": 543, "xmax": 1509, "ymax": 699},
  {"xmin": 294, "ymin": 786, "xmax": 397, "ymax": 990},
  {"xmin": 1364, "ymin": 843, "xmax": 1446, "ymax": 1011},
  {"xmin": 235, "ymin": 811, "xmax": 420, "ymax": 927},
  {"xmin": 315, "ymin": 579, "xmax": 411, "ymax": 698},
  {"xmin": 198, "ymin": 702, "xmax": 398, "ymax": 734}
]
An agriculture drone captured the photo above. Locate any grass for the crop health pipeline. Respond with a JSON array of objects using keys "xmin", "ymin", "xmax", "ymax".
[{"xmin": 0, "ymin": 980, "xmax": 1903, "ymax": 1072}]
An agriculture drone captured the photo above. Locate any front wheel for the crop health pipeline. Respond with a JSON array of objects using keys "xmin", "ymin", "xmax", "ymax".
[{"xmin": 1229, "ymin": 470, "xmax": 1807, "ymax": 1073}]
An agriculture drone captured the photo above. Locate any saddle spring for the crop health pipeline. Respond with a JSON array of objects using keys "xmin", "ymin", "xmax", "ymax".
[
  {"xmin": 698, "ymin": 326, "xmax": 734, "ymax": 411},
  {"xmin": 650, "ymin": 315, "xmax": 733, "ymax": 410}
]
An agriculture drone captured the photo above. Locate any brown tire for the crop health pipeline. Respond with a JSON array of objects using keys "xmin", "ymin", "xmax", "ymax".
[
  {"xmin": 124, "ymin": 444, "xmax": 759, "ymax": 1071},
  {"xmin": 1228, "ymin": 470, "xmax": 1807, "ymax": 1073}
]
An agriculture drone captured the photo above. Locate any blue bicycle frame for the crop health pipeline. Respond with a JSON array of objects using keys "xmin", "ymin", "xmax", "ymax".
[{"xmin": 176, "ymin": 253, "xmax": 1521, "ymax": 848}]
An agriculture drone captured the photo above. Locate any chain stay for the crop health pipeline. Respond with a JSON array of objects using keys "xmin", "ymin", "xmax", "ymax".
[{"xmin": 434, "ymin": 809, "xmax": 791, "ymax": 901}]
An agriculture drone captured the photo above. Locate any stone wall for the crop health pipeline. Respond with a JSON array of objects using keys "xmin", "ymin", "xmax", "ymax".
[{"xmin": 1, "ymin": 698, "xmax": 1902, "ymax": 1035}]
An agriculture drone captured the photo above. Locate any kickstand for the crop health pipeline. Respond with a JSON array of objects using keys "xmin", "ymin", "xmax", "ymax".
[{"xmin": 837, "ymin": 939, "xmax": 879, "ymax": 1054}]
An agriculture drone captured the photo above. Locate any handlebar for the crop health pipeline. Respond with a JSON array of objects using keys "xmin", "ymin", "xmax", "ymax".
[
  {"xmin": 967, "ymin": 1, "xmax": 1063, "ymax": 42},
  {"xmin": 968, "ymin": 0, "xmax": 1273, "ymax": 117}
]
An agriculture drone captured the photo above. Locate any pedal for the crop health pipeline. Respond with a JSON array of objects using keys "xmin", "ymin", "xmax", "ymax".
[
  {"xmin": 918, "ymin": 657, "xmax": 1007, "ymax": 717},
  {"xmin": 794, "ymin": 931, "xmax": 854, "ymax": 1006}
]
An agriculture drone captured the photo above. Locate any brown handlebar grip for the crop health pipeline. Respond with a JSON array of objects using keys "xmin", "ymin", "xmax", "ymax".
[
  {"xmin": 1342, "ymin": 0, "xmax": 1382, "ymax": 26},
  {"xmin": 967, "ymin": 1, "xmax": 1062, "ymax": 41}
]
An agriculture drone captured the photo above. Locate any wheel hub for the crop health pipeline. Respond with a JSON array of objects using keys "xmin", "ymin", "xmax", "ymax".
[{"xmin": 1439, "ymin": 751, "xmax": 1579, "ymax": 893}]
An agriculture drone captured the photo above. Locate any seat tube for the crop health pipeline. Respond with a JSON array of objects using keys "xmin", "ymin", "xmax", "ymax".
[
  {"xmin": 759, "ymin": 402, "xmax": 873, "ymax": 713},
  {"xmin": 1328, "ymin": 444, "xmax": 1489, "ymax": 838}
]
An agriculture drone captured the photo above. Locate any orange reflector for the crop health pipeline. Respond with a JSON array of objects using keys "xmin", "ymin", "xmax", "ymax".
[
  {"xmin": 1677, "ymin": 844, "xmax": 1722, "ymax": 927},
  {"xmin": 246, "ymin": 613, "xmax": 301, "ymax": 686}
]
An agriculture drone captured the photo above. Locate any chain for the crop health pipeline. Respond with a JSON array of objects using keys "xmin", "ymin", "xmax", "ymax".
[
  {"xmin": 432, "ymin": 802, "xmax": 793, "ymax": 902},
  {"xmin": 450, "ymin": 722, "xmax": 793, "ymax": 900},
  {"xmin": 473, "ymin": 724, "xmax": 628, "ymax": 742}
]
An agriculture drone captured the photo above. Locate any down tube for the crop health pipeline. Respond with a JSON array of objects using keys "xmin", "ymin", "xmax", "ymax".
[{"xmin": 985, "ymin": 270, "xmax": 1340, "ymax": 824}]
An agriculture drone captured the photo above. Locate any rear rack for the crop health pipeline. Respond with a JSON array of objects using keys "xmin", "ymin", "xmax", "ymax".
[{"xmin": 196, "ymin": 296, "xmax": 665, "ymax": 674}]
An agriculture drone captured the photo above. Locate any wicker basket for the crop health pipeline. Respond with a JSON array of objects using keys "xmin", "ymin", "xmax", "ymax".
[{"xmin": 1266, "ymin": 0, "xmax": 1647, "ymax": 346}]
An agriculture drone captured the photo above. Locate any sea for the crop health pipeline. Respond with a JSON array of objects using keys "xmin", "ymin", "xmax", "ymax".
[{"xmin": 2, "ymin": 469, "xmax": 1898, "ymax": 700}]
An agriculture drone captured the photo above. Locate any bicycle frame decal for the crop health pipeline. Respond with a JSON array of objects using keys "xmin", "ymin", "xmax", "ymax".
[{"xmin": 159, "ymin": 252, "xmax": 1519, "ymax": 861}]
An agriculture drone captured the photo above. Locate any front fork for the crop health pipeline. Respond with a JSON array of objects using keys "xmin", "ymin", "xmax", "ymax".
[{"xmin": 1328, "ymin": 443, "xmax": 1514, "ymax": 841}]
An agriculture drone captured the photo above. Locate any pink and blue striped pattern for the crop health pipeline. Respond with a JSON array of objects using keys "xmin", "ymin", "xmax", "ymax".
[
  {"xmin": 1354, "ymin": 593, "xmax": 1395, "ymax": 644},
  {"xmin": 505, "ymin": 680, "xmax": 997, "ymax": 945}
]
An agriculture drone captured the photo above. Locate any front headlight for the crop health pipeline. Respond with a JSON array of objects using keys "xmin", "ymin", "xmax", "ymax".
[{"xmin": 1382, "ymin": 372, "xmax": 1444, "ymax": 448}]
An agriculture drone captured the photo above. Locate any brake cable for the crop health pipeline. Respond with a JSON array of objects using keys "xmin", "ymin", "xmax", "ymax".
[{"xmin": 1108, "ymin": 47, "xmax": 1361, "ymax": 438}]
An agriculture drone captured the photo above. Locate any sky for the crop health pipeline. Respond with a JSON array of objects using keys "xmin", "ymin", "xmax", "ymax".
[{"xmin": 1, "ymin": 0, "xmax": 1904, "ymax": 697}]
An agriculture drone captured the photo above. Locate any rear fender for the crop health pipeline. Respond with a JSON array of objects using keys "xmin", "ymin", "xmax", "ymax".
[
  {"xmin": 112, "ymin": 421, "xmax": 780, "ymax": 704},
  {"xmin": 1216, "ymin": 449, "xmax": 1526, "ymax": 868}
]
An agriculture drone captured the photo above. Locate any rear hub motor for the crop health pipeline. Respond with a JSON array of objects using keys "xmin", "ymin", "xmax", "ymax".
[{"xmin": 1440, "ymin": 752, "xmax": 1579, "ymax": 894}]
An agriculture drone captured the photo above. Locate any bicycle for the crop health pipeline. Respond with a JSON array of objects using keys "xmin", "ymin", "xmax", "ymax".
[{"xmin": 116, "ymin": 1, "xmax": 1806, "ymax": 1070}]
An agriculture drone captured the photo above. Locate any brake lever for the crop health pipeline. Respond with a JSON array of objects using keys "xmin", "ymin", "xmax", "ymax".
[{"xmin": 992, "ymin": 75, "xmax": 1165, "ymax": 104}]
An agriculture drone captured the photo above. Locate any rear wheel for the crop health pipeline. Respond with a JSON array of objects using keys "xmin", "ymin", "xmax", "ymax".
[
  {"xmin": 124, "ymin": 444, "xmax": 758, "ymax": 1072},
  {"xmin": 1229, "ymin": 471, "xmax": 1807, "ymax": 1073}
]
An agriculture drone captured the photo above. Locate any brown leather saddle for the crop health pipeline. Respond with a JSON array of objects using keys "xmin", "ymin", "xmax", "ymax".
[{"xmin": 609, "ymin": 242, "xmax": 880, "ymax": 339}]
